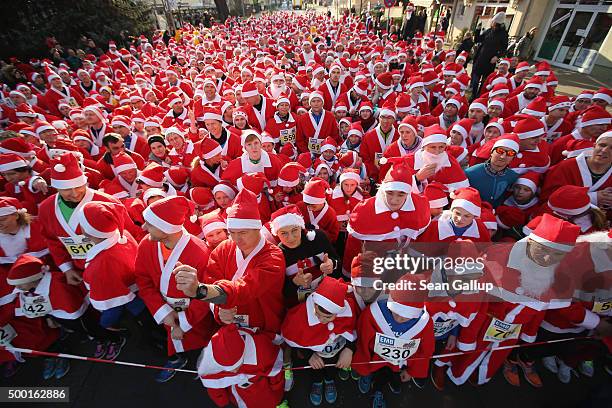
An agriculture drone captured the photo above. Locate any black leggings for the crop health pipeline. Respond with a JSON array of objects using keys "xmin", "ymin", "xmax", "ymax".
[
  {"xmin": 372, "ymin": 366, "xmax": 401, "ymax": 392},
  {"xmin": 53, "ymin": 307, "xmax": 122, "ymax": 343}
]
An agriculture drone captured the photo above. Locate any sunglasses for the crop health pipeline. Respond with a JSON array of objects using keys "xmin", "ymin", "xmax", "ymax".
[{"xmin": 493, "ymin": 147, "xmax": 517, "ymax": 157}]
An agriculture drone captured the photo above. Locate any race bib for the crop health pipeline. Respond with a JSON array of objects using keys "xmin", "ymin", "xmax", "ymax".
[
  {"xmin": 297, "ymin": 286, "xmax": 314, "ymax": 303},
  {"xmin": 483, "ymin": 317, "xmax": 521, "ymax": 342},
  {"xmin": 279, "ymin": 128, "xmax": 296, "ymax": 145},
  {"xmin": 592, "ymin": 301, "xmax": 612, "ymax": 315},
  {"xmin": 433, "ymin": 319, "xmax": 459, "ymax": 338},
  {"xmin": 317, "ymin": 335, "xmax": 347, "ymax": 358},
  {"xmin": 407, "ymin": 107, "xmax": 420, "ymax": 117},
  {"xmin": 374, "ymin": 152, "xmax": 384, "ymax": 167},
  {"xmin": 165, "ymin": 296, "xmax": 190, "ymax": 312},
  {"xmin": 233, "ymin": 314, "xmax": 250, "ymax": 328},
  {"xmin": 21, "ymin": 294, "xmax": 53, "ymax": 318},
  {"xmin": 59, "ymin": 235, "xmax": 94, "ymax": 260},
  {"xmin": 0, "ymin": 324, "xmax": 17, "ymax": 346},
  {"xmin": 308, "ymin": 137, "xmax": 321, "ymax": 155},
  {"xmin": 63, "ymin": 97, "xmax": 79, "ymax": 108},
  {"xmin": 373, "ymin": 333, "xmax": 421, "ymax": 366}
]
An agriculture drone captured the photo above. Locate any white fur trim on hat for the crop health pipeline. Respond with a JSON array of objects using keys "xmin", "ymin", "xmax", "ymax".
[
  {"xmin": 581, "ymin": 117, "xmax": 611, "ymax": 128},
  {"xmin": 0, "ymin": 206, "xmax": 18, "ymax": 216},
  {"xmin": 593, "ymin": 93, "xmax": 612, "ymax": 104},
  {"xmin": 212, "ymin": 184, "xmax": 236, "ymax": 200},
  {"xmin": 378, "ymin": 108, "xmax": 396, "ymax": 118},
  {"xmin": 528, "ymin": 232, "xmax": 574, "ymax": 252},
  {"xmin": 51, "ymin": 174, "xmax": 88, "ymax": 190},
  {"xmin": 311, "ymin": 293, "xmax": 345, "ymax": 315},
  {"xmin": 270, "ymin": 213, "xmax": 305, "ymax": 235},
  {"xmin": 340, "ymin": 172, "xmax": 361, "ymax": 184},
  {"xmin": 202, "ymin": 221, "xmax": 227, "ymax": 236},
  {"xmin": 302, "ymin": 193, "xmax": 327, "ymax": 205},
  {"xmin": 113, "ymin": 163, "xmax": 137, "ymax": 175},
  {"xmin": 226, "ymin": 217, "xmax": 262, "ymax": 230},
  {"xmin": 428, "ymin": 197, "xmax": 448, "ymax": 208},
  {"xmin": 7, "ymin": 272, "xmax": 44, "ymax": 286},
  {"xmin": 76, "ymin": 208, "xmax": 115, "ymax": 239},
  {"xmin": 451, "ymin": 198, "xmax": 481, "ymax": 217},
  {"xmin": 387, "ymin": 299, "xmax": 421, "ymax": 318},
  {"xmin": 382, "ymin": 181, "xmax": 411, "ymax": 192},
  {"xmin": 203, "ymin": 112, "xmax": 222, "ymax": 122},
  {"xmin": 423, "ymin": 133, "xmax": 448, "ymax": 146},
  {"xmin": 515, "ymin": 177, "xmax": 537, "ymax": 193},
  {"xmin": 142, "ymin": 206, "xmax": 183, "ymax": 234},
  {"xmin": 469, "ymin": 102, "xmax": 487, "ymax": 112},
  {"xmin": 516, "ymin": 127, "xmax": 544, "ymax": 139},
  {"xmin": 202, "ymin": 144, "xmax": 222, "ymax": 160},
  {"xmin": 241, "ymin": 88, "xmax": 259, "ymax": 98}
]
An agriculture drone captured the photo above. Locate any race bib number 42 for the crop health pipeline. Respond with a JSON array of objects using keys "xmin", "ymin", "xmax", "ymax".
[
  {"xmin": 21, "ymin": 294, "xmax": 52, "ymax": 318},
  {"xmin": 59, "ymin": 235, "xmax": 94, "ymax": 260},
  {"xmin": 483, "ymin": 317, "xmax": 521, "ymax": 342},
  {"xmin": 373, "ymin": 333, "xmax": 420, "ymax": 366}
]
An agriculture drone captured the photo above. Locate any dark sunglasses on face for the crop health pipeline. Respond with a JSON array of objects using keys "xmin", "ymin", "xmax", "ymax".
[{"xmin": 493, "ymin": 147, "xmax": 517, "ymax": 157}]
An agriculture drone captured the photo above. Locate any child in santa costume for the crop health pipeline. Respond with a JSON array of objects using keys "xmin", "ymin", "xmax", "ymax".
[
  {"xmin": 274, "ymin": 162, "xmax": 307, "ymax": 208},
  {"xmin": 282, "ymin": 277, "xmax": 358, "ymax": 406},
  {"xmin": 501, "ymin": 171, "xmax": 540, "ymax": 216},
  {"xmin": 0, "ymin": 197, "xmax": 50, "ymax": 265},
  {"xmin": 0, "ymin": 153, "xmax": 49, "ymax": 214},
  {"xmin": 353, "ymin": 273, "xmax": 434, "ymax": 406},
  {"xmin": 198, "ymin": 324, "xmax": 284, "ymax": 408},
  {"xmin": 329, "ymin": 169, "xmax": 365, "ymax": 262},
  {"xmin": 77, "ymin": 200, "xmax": 162, "ymax": 360},
  {"xmin": 297, "ymin": 177, "xmax": 339, "ymax": 244},
  {"xmin": 135, "ymin": 195, "xmax": 216, "ymax": 383}
]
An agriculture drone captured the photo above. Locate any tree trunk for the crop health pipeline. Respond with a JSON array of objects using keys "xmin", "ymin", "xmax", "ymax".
[{"xmin": 214, "ymin": 0, "xmax": 230, "ymax": 22}]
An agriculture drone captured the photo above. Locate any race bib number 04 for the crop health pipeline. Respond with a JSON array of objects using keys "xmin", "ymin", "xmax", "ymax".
[
  {"xmin": 317, "ymin": 336, "xmax": 347, "ymax": 359},
  {"xmin": 483, "ymin": 317, "xmax": 521, "ymax": 342},
  {"xmin": 59, "ymin": 236, "xmax": 94, "ymax": 260},
  {"xmin": 373, "ymin": 333, "xmax": 420, "ymax": 366}
]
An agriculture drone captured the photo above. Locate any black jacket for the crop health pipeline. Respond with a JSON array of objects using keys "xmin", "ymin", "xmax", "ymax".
[{"xmin": 472, "ymin": 25, "xmax": 509, "ymax": 75}]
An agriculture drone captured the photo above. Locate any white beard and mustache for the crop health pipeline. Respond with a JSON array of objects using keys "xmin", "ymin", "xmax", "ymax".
[
  {"xmin": 269, "ymin": 84, "xmax": 286, "ymax": 99},
  {"xmin": 421, "ymin": 150, "xmax": 449, "ymax": 172},
  {"xmin": 519, "ymin": 264, "xmax": 556, "ymax": 298}
]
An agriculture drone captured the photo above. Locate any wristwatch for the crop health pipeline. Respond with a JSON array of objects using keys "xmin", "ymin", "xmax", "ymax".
[{"xmin": 194, "ymin": 284, "xmax": 208, "ymax": 300}]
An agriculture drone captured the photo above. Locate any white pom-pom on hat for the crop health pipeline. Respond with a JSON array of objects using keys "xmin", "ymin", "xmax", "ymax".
[
  {"xmin": 54, "ymin": 163, "xmax": 66, "ymax": 173},
  {"xmin": 379, "ymin": 157, "xmax": 388, "ymax": 165},
  {"xmin": 118, "ymin": 235, "xmax": 128, "ymax": 244},
  {"xmin": 190, "ymin": 214, "xmax": 198, "ymax": 223},
  {"xmin": 306, "ymin": 230, "xmax": 316, "ymax": 241}
]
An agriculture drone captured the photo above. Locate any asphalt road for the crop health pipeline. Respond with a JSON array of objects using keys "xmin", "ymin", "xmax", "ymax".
[{"xmin": 2, "ymin": 323, "xmax": 610, "ymax": 408}]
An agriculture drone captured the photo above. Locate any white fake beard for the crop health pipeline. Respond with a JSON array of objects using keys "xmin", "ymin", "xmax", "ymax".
[
  {"xmin": 519, "ymin": 265, "xmax": 556, "ymax": 298},
  {"xmin": 269, "ymin": 84, "xmax": 286, "ymax": 99},
  {"xmin": 421, "ymin": 150, "xmax": 447, "ymax": 172}
]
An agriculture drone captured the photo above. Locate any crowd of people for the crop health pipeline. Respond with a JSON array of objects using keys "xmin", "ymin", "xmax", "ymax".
[{"xmin": 0, "ymin": 9, "xmax": 610, "ymax": 408}]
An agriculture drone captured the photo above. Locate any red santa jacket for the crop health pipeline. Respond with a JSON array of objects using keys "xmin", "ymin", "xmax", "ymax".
[
  {"xmin": 296, "ymin": 201, "xmax": 340, "ymax": 243},
  {"xmin": 542, "ymin": 117, "xmax": 573, "ymax": 143},
  {"xmin": 360, "ymin": 125, "xmax": 399, "ymax": 180},
  {"xmin": 0, "ymin": 176, "xmax": 49, "ymax": 215},
  {"xmin": 134, "ymin": 231, "xmax": 215, "ymax": 355},
  {"xmin": 296, "ymin": 109, "xmax": 340, "ymax": 154},
  {"xmin": 96, "ymin": 150, "xmax": 146, "ymax": 180},
  {"xmin": 540, "ymin": 302, "xmax": 602, "ymax": 335},
  {"xmin": 264, "ymin": 112, "xmax": 298, "ymax": 146},
  {"xmin": 222, "ymin": 152, "xmax": 282, "ymax": 187},
  {"xmin": 317, "ymin": 80, "xmax": 348, "ymax": 111},
  {"xmin": 352, "ymin": 300, "xmax": 434, "ymax": 377},
  {"xmin": 328, "ymin": 185, "xmax": 364, "ymax": 226},
  {"xmin": 191, "ymin": 161, "xmax": 224, "ymax": 189},
  {"xmin": 405, "ymin": 150, "xmax": 469, "ymax": 192},
  {"xmin": 509, "ymin": 141, "xmax": 551, "ymax": 175},
  {"xmin": 168, "ymin": 140, "xmax": 200, "ymax": 168},
  {"xmin": 43, "ymin": 86, "xmax": 84, "ymax": 117},
  {"xmin": 125, "ymin": 132, "xmax": 151, "ymax": 161},
  {"xmin": 549, "ymin": 129, "xmax": 590, "ymax": 165},
  {"xmin": 161, "ymin": 108, "xmax": 190, "ymax": 128},
  {"xmin": 83, "ymin": 232, "xmax": 139, "ymax": 311},
  {"xmin": 0, "ymin": 220, "xmax": 50, "ymax": 265},
  {"xmin": 205, "ymin": 233, "xmax": 286, "ymax": 334},
  {"xmin": 416, "ymin": 211, "xmax": 491, "ymax": 251},
  {"xmin": 244, "ymin": 97, "xmax": 276, "ymax": 132}
]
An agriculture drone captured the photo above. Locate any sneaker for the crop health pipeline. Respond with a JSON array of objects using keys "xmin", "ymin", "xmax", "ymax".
[
  {"xmin": 3, "ymin": 361, "xmax": 20, "ymax": 378},
  {"xmin": 503, "ymin": 361, "xmax": 520, "ymax": 387},
  {"xmin": 557, "ymin": 359, "xmax": 572, "ymax": 384},
  {"xmin": 105, "ymin": 337, "xmax": 127, "ymax": 361},
  {"xmin": 54, "ymin": 358, "xmax": 70, "ymax": 379},
  {"xmin": 516, "ymin": 356, "xmax": 543, "ymax": 388},
  {"xmin": 542, "ymin": 356, "xmax": 558, "ymax": 374},
  {"xmin": 338, "ymin": 367, "xmax": 351, "ymax": 381},
  {"xmin": 351, "ymin": 369, "xmax": 361, "ymax": 381},
  {"xmin": 372, "ymin": 391, "xmax": 386, "ymax": 408},
  {"xmin": 42, "ymin": 358, "xmax": 56, "ymax": 380},
  {"xmin": 578, "ymin": 360, "xmax": 594, "ymax": 378},
  {"xmin": 155, "ymin": 356, "xmax": 188, "ymax": 383},
  {"xmin": 309, "ymin": 382, "xmax": 323, "ymax": 406},
  {"xmin": 324, "ymin": 380, "xmax": 337, "ymax": 404},
  {"xmin": 94, "ymin": 341, "xmax": 108, "ymax": 359},
  {"xmin": 358, "ymin": 374, "xmax": 373, "ymax": 394},
  {"xmin": 276, "ymin": 400, "xmax": 290, "ymax": 408},
  {"xmin": 284, "ymin": 364, "xmax": 294, "ymax": 392},
  {"xmin": 411, "ymin": 377, "xmax": 426, "ymax": 389},
  {"xmin": 431, "ymin": 365, "xmax": 446, "ymax": 391}
]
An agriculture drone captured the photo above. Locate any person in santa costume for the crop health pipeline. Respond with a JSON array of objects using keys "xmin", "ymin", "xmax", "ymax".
[
  {"xmin": 201, "ymin": 106, "xmax": 243, "ymax": 161},
  {"xmin": 96, "ymin": 133, "xmax": 146, "ymax": 181},
  {"xmin": 0, "ymin": 153, "xmax": 49, "ymax": 214},
  {"xmin": 222, "ymin": 130, "xmax": 282, "ymax": 187},
  {"xmin": 99, "ymin": 151, "xmax": 140, "ymax": 200},
  {"xmin": 542, "ymin": 96, "xmax": 573, "ymax": 143},
  {"xmin": 165, "ymin": 126, "xmax": 199, "ymax": 168},
  {"xmin": 353, "ymin": 272, "xmax": 434, "ymax": 406},
  {"xmin": 241, "ymin": 81, "xmax": 276, "ymax": 132},
  {"xmin": 297, "ymin": 178, "xmax": 339, "ymax": 244},
  {"xmin": 37, "ymin": 152, "xmax": 140, "ymax": 285},
  {"xmin": 198, "ymin": 324, "xmax": 284, "ymax": 408},
  {"xmin": 273, "ymin": 162, "xmax": 307, "ymax": 208},
  {"xmin": 502, "ymin": 76, "xmax": 543, "ymax": 118},
  {"xmin": 190, "ymin": 137, "xmax": 226, "ymax": 190},
  {"xmin": 134, "ymin": 195, "xmax": 216, "ymax": 383},
  {"xmin": 329, "ymin": 169, "xmax": 365, "ymax": 258},
  {"xmin": 212, "ymin": 182, "xmax": 237, "ymax": 220},
  {"xmin": 380, "ymin": 116, "xmax": 422, "ymax": 177},
  {"xmin": 502, "ymin": 171, "xmax": 541, "ymax": 216},
  {"xmin": 282, "ymin": 277, "xmax": 358, "ymax": 406},
  {"xmin": 296, "ymin": 91, "xmax": 340, "ymax": 155},
  {"xmin": 360, "ymin": 106, "xmax": 398, "ymax": 181},
  {"xmin": 174, "ymin": 188, "xmax": 286, "ymax": 334},
  {"xmin": 0, "ymin": 197, "xmax": 50, "ymax": 265},
  {"xmin": 76, "ymin": 200, "xmax": 162, "ymax": 360},
  {"xmin": 110, "ymin": 115, "xmax": 151, "ymax": 160},
  {"xmin": 200, "ymin": 215, "xmax": 228, "ymax": 251},
  {"xmin": 264, "ymin": 93, "xmax": 298, "ymax": 148},
  {"xmin": 317, "ymin": 63, "xmax": 348, "ymax": 112},
  {"xmin": 446, "ymin": 214, "xmax": 581, "ymax": 387}
]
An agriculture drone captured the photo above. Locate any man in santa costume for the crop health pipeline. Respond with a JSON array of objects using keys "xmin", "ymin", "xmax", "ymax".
[
  {"xmin": 161, "ymin": 92, "xmax": 190, "ymax": 128},
  {"xmin": 99, "ymin": 152, "xmax": 140, "ymax": 200},
  {"xmin": 191, "ymin": 137, "xmax": 225, "ymax": 189},
  {"xmin": 110, "ymin": 115, "xmax": 150, "ymax": 160},
  {"xmin": 359, "ymin": 106, "xmax": 398, "ymax": 180},
  {"xmin": 198, "ymin": 324, "xmax": 284, "ymax": 408},
  {"xmin": 42, "ymin": 70, "xmax": 84, "ymax": 117},
  {"xmin": 542, "ymin": 96, "xmax": 573, "ymax": 143},
  {"xmin": 444, "ymin": 214, "xmax": 581, "ymax": 387},
  {"xmin": 135, "ymin": 195, "xmax": 216, "ymax": 382},
  {"xmin": 83, "ymin": 106, "xmax": 110, "ymax": 147},
  {"xmin": 296, "ymin": 91, "xmax": 341, "ymax": 155},
  {"xmin": 282, "ymin": 277, "xmax": 358, "ymax": 406},
  {"xmin": 173, "ymin": 189, "xmax": 286, "ymax": 334},
  {"xmin": 222, "ymin": 130, "xmax": 282, "ymax": 187},
  {"xmin": 336, "ymin": 80, "xmax": 370, "ymax": 120},
  {"xmin": 353, "ymin": 272, "xmax": 434, "ymax": 406},
  {"xmin": 502, "ymin": 77, "xmax": 543, "ymax": 118},
  {"xmin": 508, "ymin": 117, "xmax": 551, "ymax": 175},
  {"xmin": 241, "ymin": 81, "xmax": 276, "ymax": 132},
  {"xmin": 38, "ymin": 152, "xmax": 139, "ymax": 286},
  {"xmin": 317, "ymin": 63, "xmax": 347, "ymax": 112}
]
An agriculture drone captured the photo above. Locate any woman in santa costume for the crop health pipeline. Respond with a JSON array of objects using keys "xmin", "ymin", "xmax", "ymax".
[
  {"xmin": 343, "ymin": 160, "xmax": 431, "ymax": 276},
  {"xmin": 134, "ymin": 195, "xmax": 216, "ymax": 383},
  {"xmin": 165, "ymin": 126, "xmax": 199, "ymax": 169},
  {"xmin": 174, "ymin": 189, "xmax": 286, "ymax": 335},
  {"xmin": 296, "ymin": 177, "xmax": 339, "ymax": 244},
  {"xmin": 445, "ymin": 215, "xmax": 581, "ymax": 387},
  {"xmin": 264, "ymin": 93, "xmax": 298, "ymax": 148},
  {"xmin": 212, "ymin": 182, "xmax": 237, "ymax": 220},
  {"xmin": 359, "ymin": 106, "xmax": 398, "ymax": 181},
  {"xmin": 0, "ymin": 197, "xmax": 50, "ymax": 266},
  {"xmin": 190, "ymin": 137, "xmax": 225, "ymax": 190},
  {"xmin": 0, "ymin": 153, "xmax": 50, "ymax": 215},
  {"xmin": 222, "ymin": 130, "xmax": 282, "ymax": 188},
  {"xmin": 77, "ymin": 201, "xmax": 162, "ymax": 360},
  {"xmin": 380, "ymin": 115, "xmax": 422, "ymax": 176},
  {"xmin": 282, "ymin": 277, "xmax": 358, "ymax": 406},
  {"xmin": 38, "ymin": 152, "xmax": 141, "ymax": 286},
  {"xmin": 200, "ymin": 215, "xmax": 228, "ymax": 251},
  {"xmin": 353, "ymin": 273, "xmax": 434, "ymax": 407},
  {"xmin": 198, "ymin": 324, "xmax": 284, "ymax": 408}
]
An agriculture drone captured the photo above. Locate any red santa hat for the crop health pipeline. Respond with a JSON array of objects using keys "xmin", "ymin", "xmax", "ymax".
[
  {"xmin": 422, "ymin": 125, "xmax": 448, "ymax": 146},
  {"xmin": 528, "ymin": 213, "xmax": 581, "ymax": 252},
  {"xmin": 548, "ymin": 95, "xmax": 572, "ymax": 112},
  {"xmin": 142, "ymin": 188, "xmax": 167, "ymax": 205},
  {"xmin": 479, "ymin": 203, "xmax": 498, "ymax": 231},
  {"xmin": 468, "ymin": 98, "xmax": 487, "ymax": 112},
  {"xmin": 449, "ymin": 118, "xmax": 473, "ymax": 142},
  {"xmin": 202, "ymin": 106, "xmax": 223, "ymax": 122},
  {"xmin": 424, "ymin": 182, "xmax": 448, "ymax": 209},
  {"xmin": 492, "ymin": 133, "xmax": 520, "ymax": 153},
  {"xmin": 562, "ymin": 139, "xmax": 594, "ymax": 158},
  {"xmin": 408, "ymin": 75, "xmax": 424, "ymax": 90},
  {"xmin": 77, "ymin": 201, "xmax": 128, "ymax": 244},
  {"xmin": 387, "ymin": 278, "xmax": 424, "ymax": 319},
  {"xmin": 34, "ymin": 121, "xmax": 57, "ymax": 138},
  {"xmin": 201, "ymin": 215, "xmax": 227, "ymax": 237},
  {"xmin": 514, "ymin": 117, "xmax": 545, "ymax": 140},
  {"xmin": 580, "ymin": 106, "xmax": 611, "ymax": 128},
  {"xmin": 241, "ymin": 81, "xmax": 259, "ymax": 98},
  {"xmin": 548, "ymin": 185, "xmax": 594, "ymax": 217},
  {"xmin": 308, "ymin": 91, "xmax": 324, "ymax": 104},
  {"xmin": 164, "ymin": 168, "xmax": 189, "ymax": 187},
  {"xmin": 226, "ymin": 188, "xmax": 262, "ymax": 230},
  {"xmin": 199, "ymin": 137, "xmax": 222, "ymax": 160},
  {"xmin": 0, "ymin": 197, "xmax": 24, "ymax": 216},
  {"xmin": 311, "ymin": 277, "xmax": 349, "ymax": 315},
  {"xmin": 339, "ymin": 168, "xmax": 361, "ymax": 184},
  {"xmin": 112, "ymin": 152, "xmax": 137, "ymax": 175},
  {"xmin": 270, "ymin": 204, "xmax": 305, "ymax": 235},
  {"xmin": 397, "ymin": 116, "xmax": 418, "ymax": 135},
  {"xmin": 201, "ymin": 324, "xmax": 247, "ymax": 374},
  {"xmin": 136, "ymin": 164, "xmax": 165, "ymax": 188},
  {"xmin": 240, "ymin": 129, "xmax": 262, "ymax": 147},
  {"xmin": 521, "ymin": 97, "xmax": 547, "ymax": 118},
  {"xmin": 278, "ymin": 162, "xmax": 307, "ymax": 188},
  {"xmin": 515, "ymin": 61, "xmax": 530, "ymax": 73},
  {"xmin": 320, "ymin": 137, "xmax": 337, "ymax": 153},
  {"xmin": 302, "ymin": 178, "xmax": 331, "ymax": 205},
  {"xmin": 7, "ymin": 254, "xmax": 47, "ymax": 286},
  {"xmin": 237, "ymin": 172, "xmax": 269, "ymax": 196},
  {"xmin": 592, "ymin": 87, "xmax": 612, "ymax": 104},
  {"xmin": 524, "ymin": 76, "xmax": 544, "ymax": 91},
  {"xmin": 0, "ymin": 153, "xmax": 28, "ymax": 172},
  {"xmin": 375, "ymin": 72, "xmax": 393, "ymax": 90},
  {"xmin": 450, "ymin": 187, "xmax": 482, "ymax": 217},
  {"xmin": 143, "ymin": 196, "xmax": 197, "ymax": 234},
  {"xmin": 381, "ymin": 159, "xmax": 415, "ymax": 192},
  {"xmin": 350, "ymin": 252, "xmax": 378, "ymax": 288},
  {"xmin": 514, "ymin": 172, "xmax": 541, "ymax": 193},
  {"xmin": 495, "ymin": 205, "xmax": 526, "ymax": 230},
  {"xmin": 352, "ymin": 79, "xmax": 369, "ymax": 97},
  {"xmin": 338, "ymin": 150, "xmax": 359, "ymax": 168},
  {"xmin": 212, "ymin": 182, "xmax": 237, "ymax": 201},
  {"xmin": 166, "ymin": 92, "xmax": 183, "ymax": 107},
  {"xmin": 50, "ymin": 152, "xmax": 88, "ymax": 189}
]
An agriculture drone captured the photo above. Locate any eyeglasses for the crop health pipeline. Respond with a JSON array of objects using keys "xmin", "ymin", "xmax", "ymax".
[{"xmin": 493, "ymin": 147, "xmax": 517, "ymax": 157}]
